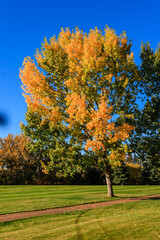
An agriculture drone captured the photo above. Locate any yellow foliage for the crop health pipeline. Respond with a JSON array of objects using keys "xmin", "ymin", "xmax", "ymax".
[{"xmin": 20, "ymin": 26, "xmax": 138, "ymax": 167}]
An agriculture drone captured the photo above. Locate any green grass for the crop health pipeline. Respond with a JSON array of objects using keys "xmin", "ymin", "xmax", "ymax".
[
  {"xmin": 0, "ymin": 185, "xmax": 159, "ymax": 214},
  {"xmin": 0, "ymin": 199, "xmax": 160, "ymax": 239}
]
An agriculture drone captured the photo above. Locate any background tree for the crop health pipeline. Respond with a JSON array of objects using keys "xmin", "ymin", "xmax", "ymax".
[
  {"xmin": 0, "ymin": 133, "xmax": 41, "ymax": 184},
  {"xmin": 130, "ymin": 43, "xmax": 160, "ymax": 183},
  {"xmin": 112, "ymin": 162, "xmax": 129, "ymax": 185},
  {"xmin": 126, "ymin": 163, "xmax": 142, "ymax": 185},
  {"xmin": 20, "ymin": 27, "xmax": 139, "ymax": 196}
]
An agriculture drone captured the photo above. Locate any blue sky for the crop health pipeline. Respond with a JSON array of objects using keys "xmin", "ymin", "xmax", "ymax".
[{"xmin": 0, "ymin": 0, "xmax": 160, "ymax": 138}]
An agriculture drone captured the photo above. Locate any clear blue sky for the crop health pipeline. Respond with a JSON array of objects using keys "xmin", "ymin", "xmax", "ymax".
[{"xmin": 0, "ymin": 0, "xmax": 160, "ymax": 138}]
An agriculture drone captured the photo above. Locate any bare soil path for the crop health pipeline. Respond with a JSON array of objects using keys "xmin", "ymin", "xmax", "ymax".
[{"xmin": 0, "ymin": 194, "xmax": 159, "ymax": 223}]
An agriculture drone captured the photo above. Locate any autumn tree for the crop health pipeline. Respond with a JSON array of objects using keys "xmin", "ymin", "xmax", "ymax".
[
  {"xmin": 0, "ymin": 133, "xmax": 41, "ymax": 184},
  {"xmin": 20, "ymin": 27, "xmax": 139, "ymax": 196}
]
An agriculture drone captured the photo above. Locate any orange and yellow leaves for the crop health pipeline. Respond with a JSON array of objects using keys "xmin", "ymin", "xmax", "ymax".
[
  {"xmin": 66, "ymin": 93, "xmax": 87, "ymax": 125},
  {"xmin": 0, "ymin": 133, "xmax": 30, "ymax": 165},
  {"xmin": 41, "ymin": 161, "xmax": 49, "ymax": 174},
  {"xmin": 58, "ymin": 28, "xmax": 105, "ymax": 74},
  {"xmin": 58, "ymin": 28, "xmax": 84, "ymax": 83},
  {"xmin": 58, "ymin": 28, "xmax": 72, "ymax": 50},
  {"xmin": 108, "ymin": 144, "xmax": 128, "ymax": 166},
  {"xmin": 20, "ymin": 57, "xmax": 52, "ymax": 103},
  {"xmin": 20, "ymin": 57, "xmax": 62, "ymax": 123},
  {"xmin": 86, "ymin": 98, "xmax": 112, "ymax": 139},
  {"xmin": 126, "ymin": 162, "xmax": 142, "ymax": 169},
  {"xmin": 107, "ymin": 123, "xmax": 135, "ymax": 144},
  {"xmin": 20, "ymin": 57, "xmax": 46, "ymax": 95},
  {"xmin": 82, "ymin": 29, "xmax": 105, "ymax": 72},
  {"xmin": 65, "ymin": 93, "xmax": 134, "ymax": 153},
  {"xmin": 84, "ymin": 97, "xmax": 134, "ymax": 152},
  {"xmin": 85, "ymin": 140, "xmax": 105, "ymax": 152},
  {"xmin": 104, "ymin": 27, "xmax": 120, "ymax": 57},
  {"xmin": 61, "ymin": 29, "xmax": 83, "ymax": 63},
  {"xmin": 33, "ymin": 27, "xmax": 137, "ymax": 97}
]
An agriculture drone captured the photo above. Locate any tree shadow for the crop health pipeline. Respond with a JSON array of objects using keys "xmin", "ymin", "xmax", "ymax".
[
  {"xmin": 96, "ymin": 220, "xmax": 113, "ymax": 240},
  {"xmin": 74, "ymin": 195, "xmax": 160, "ymax": 239},
  {"xmin": 113, "ymin": 195, "xmax": 160, "ymax": 200},
  {"xmin": 75, "ymin": 210, "xmax": 89, "ymax": 240},
  {"xmin": 75, "ymin": 209, "xmax": 113, "ymax": 240},
  {"xmin": 148, "ymin": 197, "xmax": 160, "ymax": 200}
]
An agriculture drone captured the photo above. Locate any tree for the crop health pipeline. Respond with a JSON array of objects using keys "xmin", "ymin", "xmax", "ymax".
[
  {"xmin": 130, "ymin": 43, "xmax": 160, "ymax": 181},
  {"xmin": 112, "ymin": 162, "xmax": 129, "ymax": 185},
  {"xmin": 126, "ymin": 163, "xmax": 142, "ymax": 185},
  {"xmin": 140, "ymin": 42, "xmax": 160, "ymax": 97},
  {"xmin": 20, "ymin": 27, "xmax": 139, "ymax": 196},
  {"xmin": 0, "ymin": 133, "xmax": 41, "ymax": 184}
]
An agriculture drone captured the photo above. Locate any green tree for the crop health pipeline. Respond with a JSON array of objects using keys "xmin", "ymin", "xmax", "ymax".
[
  {"xmin": 112, "ymin": 162, "xmax": 129, "ymax": 185},
  {"xmin": 130, "ymin": 43, "xmax": 160, "ymax": 181}
]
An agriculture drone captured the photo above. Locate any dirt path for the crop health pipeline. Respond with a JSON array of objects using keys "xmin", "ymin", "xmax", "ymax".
[{"xmin": 0, "ymin": 194, "xmax": 159, "ymax": 223}]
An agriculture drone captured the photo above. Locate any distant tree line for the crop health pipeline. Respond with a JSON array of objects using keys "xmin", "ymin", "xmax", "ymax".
[{"xmin": 0, "ymin": 133, "xmax": 158, "ymax": 185}]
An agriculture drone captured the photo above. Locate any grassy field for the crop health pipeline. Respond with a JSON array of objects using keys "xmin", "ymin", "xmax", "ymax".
[
  {"xmin": 0, "ymin": 185, "xmax": 159, "ymax": 214},
  {"xmin": 0, "ymin": 199, "xmax": 160, "ymax": 239}
]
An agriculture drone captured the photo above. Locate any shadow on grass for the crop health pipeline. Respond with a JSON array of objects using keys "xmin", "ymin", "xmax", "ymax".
[
  {"xmin": 75, "ymin": 209, "xmax": 114, "ymax": 240},
  {"xmin": 75, "ymin": 208, "xmax": 116, "ymax": 240},
  {"xmin": 97, "ymin": 220, "xmax": 113, "ymax": 240},
  {"xmin": 148, "ymin": 197, "xmax": 160, "ymax": 200},
  {"xmin": 113, "ymin": 195, "xmax": 160, "ymax": 200},
  {"xmin": 75, "ymin": 210, "xmax": 89, "ymax": 240}
]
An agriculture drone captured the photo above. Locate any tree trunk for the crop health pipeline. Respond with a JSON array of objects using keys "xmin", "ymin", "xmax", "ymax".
[{"xmin": 104, "ymin": 170, "xmax": 114, "ymax": 197}]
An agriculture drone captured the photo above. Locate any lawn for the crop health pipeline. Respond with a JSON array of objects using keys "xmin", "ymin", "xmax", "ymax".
[
  {"xmin": 0, "ymin": 199, "xmax": 160, "ymax": 240},
  {"xmin": 0, "ymin": 185, "xmax": 159, "ymax": 214}
]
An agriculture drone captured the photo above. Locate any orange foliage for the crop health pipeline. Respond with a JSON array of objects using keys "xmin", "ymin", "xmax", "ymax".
[
  {"xmin": 20, "ymin": 57, "xmax": 62, "ymax": 123},
  {"xmin": 85, "ymin": 97, "xmax": 134, "ymax": 152},
  {"xmin": 66, "ymin": 93, "xmax": 87, "ymax": 125},
  {"xmin": 20, "ymin": 26, "xmax": 137, "ymax": 166},
  {"xmin": 0, "ymin": 133, "xmax": 31, "ymax": 167}
]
